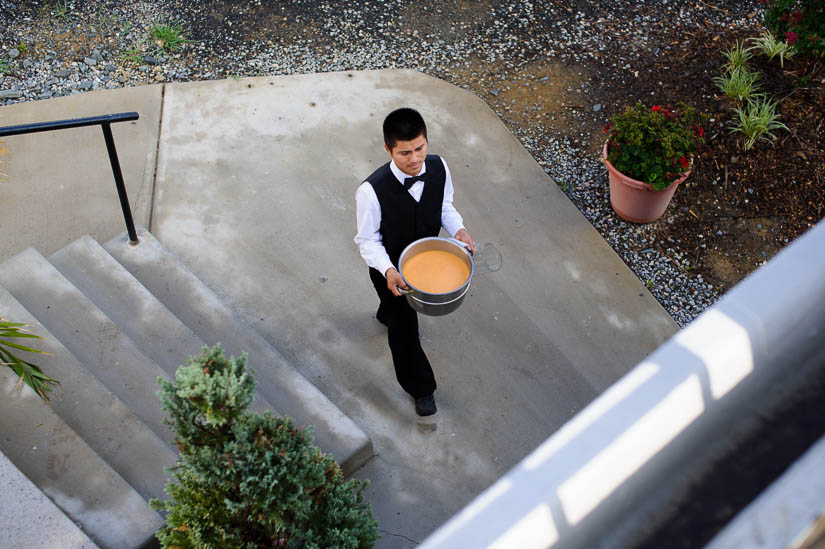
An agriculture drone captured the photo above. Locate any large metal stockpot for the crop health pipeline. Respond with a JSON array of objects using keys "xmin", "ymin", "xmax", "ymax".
[{"xmin": 398, "ymin": 237, "xmax": 473, "ymax": 316}]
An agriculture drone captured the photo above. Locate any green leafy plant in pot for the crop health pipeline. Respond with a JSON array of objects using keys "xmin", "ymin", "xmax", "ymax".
[{"xmin": 603, "ymin": 102, "xmax": 705, "ymax": 223}]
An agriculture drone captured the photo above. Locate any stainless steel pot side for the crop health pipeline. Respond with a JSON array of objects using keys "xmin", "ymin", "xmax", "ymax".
[{"xmin": 398, "ymin": 237, "xmax": 474, "ymax": 316}]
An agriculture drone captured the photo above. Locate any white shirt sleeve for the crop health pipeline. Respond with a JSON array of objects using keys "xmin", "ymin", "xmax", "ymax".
[
  {"xmin": 354, "ymin": 156, "xmax": 466, "ymax": 279},
  {"xmin": 441, "ymin": 158, "xmax": 466, "ymax": 238},
  {"xmin": 354, "ymin": 181, "xmax": 395, "ymax": 277}
]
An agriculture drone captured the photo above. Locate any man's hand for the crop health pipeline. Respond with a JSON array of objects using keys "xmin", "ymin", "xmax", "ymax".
[
  {"xmin": 385, "ymin": 267, "xmax": 409, "ymax": 297},
  {"xmin": 454, "ymin": 228, "xmax": 477, "ymax": 255}
]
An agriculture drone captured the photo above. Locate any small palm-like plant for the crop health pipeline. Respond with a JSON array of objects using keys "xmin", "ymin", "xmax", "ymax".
[
  {"xmin": 1, "ymin": 319, "xmax": 59, "ymax": 401},
  {"xmin": 729, "ymin": 97, "xmax": 790, "ymax": 151},
  {"xmin": 748, "ymin": 32, "xmax": 796, "ymax": 68}
]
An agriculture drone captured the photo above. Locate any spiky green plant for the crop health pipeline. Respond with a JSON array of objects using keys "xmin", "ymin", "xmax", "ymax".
[
  {"xmin": 729, "ymin": 97, "xmax": 790, "ymax": 151},
  {"xmin": 1, "ymin": 319, "xmax": 59, "ymax": 401},
  {"xmin": 713, "ymin": 67, "xmax": 762, "ymax": 104},
  {"xmin": 150, "ymin": 344, "xmax": 378, "ymax": 548},
  {"xmin": 150, "ymin": 22, "xmax": 187, "ymax": 53},
  {"xmin": 721, "ymin": 40, "xmax": 753, "ymax": 73},
  {"xmin": 748, "ymin": 31, "xmax": 796, "ymax": 68}
]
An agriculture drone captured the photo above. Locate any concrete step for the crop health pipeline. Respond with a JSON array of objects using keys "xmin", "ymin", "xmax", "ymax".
[
  {"xmin": 105, "ymin": 227, "xmax": 374, "ymax": 475},
  {"xmin": 49, "ymin": 235, "xmax": 206, "ymax": 378},
  {"xmin": 0, "ymin": 448, "xmax": 100, "ymax": 549},
  {"xmin": 0, "ymin": 248, "xmax": 172, "ymax": 447},
  {"xmin": 0, "ymin": 334, "xmax": 163, "ymax": 548},
  {"xmin": 49, "ymin": 235, "xmax": 283, "ymax": 417},
  {"xmin": 0, "ymin": 284, "xmax": 175, "ymax": 502}
]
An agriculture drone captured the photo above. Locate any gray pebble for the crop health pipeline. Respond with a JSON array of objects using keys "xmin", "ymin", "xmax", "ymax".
[
  {"xmin": 8, "ymin": 48, "xmax": 20, "ymax": 59},
  {"xmin": 55, "ymin": 69, "xmax": 72, "ymax": 77},
  {"xmin": 0, "ymin": 89, "xmax": 22, "ymax": 99}
]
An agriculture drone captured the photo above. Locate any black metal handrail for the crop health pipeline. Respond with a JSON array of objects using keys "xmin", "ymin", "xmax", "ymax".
[{"xmin": 0, "ymin": 112, "xmax": 141, "ymax": 244}]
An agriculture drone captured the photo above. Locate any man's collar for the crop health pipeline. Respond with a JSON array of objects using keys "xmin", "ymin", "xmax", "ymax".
[{"xmin": 390, "ymin": 159, "xmax": 427, "ymax": 185}]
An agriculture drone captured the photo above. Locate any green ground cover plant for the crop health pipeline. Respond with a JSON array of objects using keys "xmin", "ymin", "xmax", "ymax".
[
  {"xmin": 721, "ymin": 40, "xmax": 752, "ymax": 72},
  {"xmin": 764, "ymin": 0, "xmax": 825, "ymax": 81},
  {"xmin": 150, "ymin": 22, "xmax": 187, "ymax": 52},
  {"xmin": 749, "ymin": 31, "xmax": 796, "ymax": 68},
  {"xmin": 713, "ymin": 67, "xmax": 763, "ymax": 103},
  {"xmin": 729, "ymin": 97, "xmax": 790, "ymax": 151},
  {"xmin": 150, "ymin": 344, "xmax": 377, "ymax": 548}
]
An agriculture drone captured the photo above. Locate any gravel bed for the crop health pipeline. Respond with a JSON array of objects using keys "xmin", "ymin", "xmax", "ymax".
[{"xmin": 1, "ymin": 0, "xmax": 764, "ymax": 327}]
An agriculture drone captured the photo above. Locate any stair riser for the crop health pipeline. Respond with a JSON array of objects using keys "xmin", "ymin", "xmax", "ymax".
[
  {"xmin": 106, "ymin": 228, "xmax": 374, "ymax": 475},
  {"xmin": 0, "ymin": 286, "xmax": 175, "ymax": 502},
  {"xmin": 0, "ymin": 248, "xmax": 173, "ymax": 446},
  {"xmin": 0, "ymin": 370, "xmax": 163, "ymax": 549}
]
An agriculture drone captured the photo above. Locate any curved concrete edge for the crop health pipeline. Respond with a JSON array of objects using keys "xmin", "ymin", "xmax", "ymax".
[
  {"xmin": 706, "ymin": 433, "xmax": 825, "ymax": 549},
  {"xmin": 419, "ymin": 219, "xmax": 825, "ymax": 549},
  {"xmin": 0, "ymin": 449, "xmax": 100, "ymax": 549},
  {"xmin": 104, "ymin": 228, "xmax": 374, "ymax": 476}
]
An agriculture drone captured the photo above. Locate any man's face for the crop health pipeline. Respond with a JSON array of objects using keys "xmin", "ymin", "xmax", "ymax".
[{"xmin": 385, "ymin": 134, "xmax": 428, "ymax": 177}]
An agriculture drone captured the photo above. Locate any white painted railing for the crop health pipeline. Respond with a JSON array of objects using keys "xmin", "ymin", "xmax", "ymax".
[{"xmin": 420, "ymin": 219, "xmax": 825, "ymax": 549}]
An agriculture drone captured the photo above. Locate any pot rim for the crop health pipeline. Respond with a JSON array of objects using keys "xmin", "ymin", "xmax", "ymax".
[{"xmin": 399, "ymin": 236, "xmax": 474, "ymax": 297}]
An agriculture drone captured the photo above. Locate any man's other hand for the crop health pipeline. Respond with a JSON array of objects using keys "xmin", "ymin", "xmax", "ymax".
[
  {"xmin": 385, "ymin": 267, "xmax": 409, "ymax": 297},
  {"xmin": 454, "ymin": 228, "xmax": 477, "ymax": 254}
]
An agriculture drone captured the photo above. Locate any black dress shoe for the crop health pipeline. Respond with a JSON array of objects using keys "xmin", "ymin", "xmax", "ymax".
[
  {"xmin": 376, "ymin": 308, "xmax": 389, "ymax": 327},
  {"xmin": 415, "ymin": 394, "xmax": 437, "ymax": 416}
]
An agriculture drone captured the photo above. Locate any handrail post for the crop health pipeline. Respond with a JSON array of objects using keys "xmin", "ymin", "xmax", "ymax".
[
  {"xmin": 0, "ymin": 112, "xmax": 141, "ymax": 245},
  {"xmin": 100, "ymin": 122, "xmax": 138, "ymax": 244}
]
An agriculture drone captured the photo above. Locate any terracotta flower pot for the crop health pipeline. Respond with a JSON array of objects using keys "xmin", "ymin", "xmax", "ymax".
[{"xmin": 602, "ymin": 144, "xmax": 690, "ymax": 223}]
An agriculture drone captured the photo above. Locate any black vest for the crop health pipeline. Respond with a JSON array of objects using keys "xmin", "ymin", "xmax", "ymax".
[{"xmin": 366, "ymin": 154, "xmax": 446, "ymax": 268}]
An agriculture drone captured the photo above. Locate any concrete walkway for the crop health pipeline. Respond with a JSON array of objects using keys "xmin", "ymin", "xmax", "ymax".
[{"xmin": 0, "ymin": 69, "xmax": 678, "ymax": 547}]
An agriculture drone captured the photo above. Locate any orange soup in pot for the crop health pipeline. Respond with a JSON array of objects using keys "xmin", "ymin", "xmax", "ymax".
[{"xmin": 402, "ymin": 250, "xmax": 470, "ymax": 294}]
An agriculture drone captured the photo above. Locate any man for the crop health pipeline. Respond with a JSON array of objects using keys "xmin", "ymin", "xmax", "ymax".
[{"xmin": 354, "ymin": 107, "xmax": 476, "ymax": 417}]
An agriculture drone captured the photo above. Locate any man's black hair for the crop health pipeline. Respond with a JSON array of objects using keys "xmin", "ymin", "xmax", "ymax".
[{"xmin": 383, "ymin": 108, "xmax": 427, "ymax": 150}]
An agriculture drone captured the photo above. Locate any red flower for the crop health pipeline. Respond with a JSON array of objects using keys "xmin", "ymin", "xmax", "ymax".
[
  {"xmin": 651, "ymin": 105, "xmax": 662, "ymax": 112},
  {"xmin": 790, "ymin": 11, "xmax": 804, "ymax": 23},
  {"xmin": 694, "ymin": 125, "xmax": 704, "ymax": 137},
  {"xmin": 786, "ymin": 31, "xmax": 799, "ymax": 45},
  {"xmin": 679, "ymin": 156, "xmax": 689, "ymax": 169},
  {"xmin": 603, "ymin": 122, "xmax": 613, "ymax": 134}
]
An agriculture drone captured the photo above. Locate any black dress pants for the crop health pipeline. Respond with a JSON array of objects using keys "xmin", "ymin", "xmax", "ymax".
[{"xmin": 369, "ymin": 268, "xmax": 437, "ymax": 398}]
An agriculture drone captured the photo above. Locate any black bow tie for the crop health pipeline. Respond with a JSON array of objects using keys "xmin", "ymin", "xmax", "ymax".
[{"xmin": 403, "ymin": 175, "xmax": 426, "ymax": 190}]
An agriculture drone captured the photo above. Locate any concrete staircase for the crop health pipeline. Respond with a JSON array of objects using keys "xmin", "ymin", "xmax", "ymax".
[{"xmin": 0, "ymin": 227, "xmax": 373, "ymax": 548}]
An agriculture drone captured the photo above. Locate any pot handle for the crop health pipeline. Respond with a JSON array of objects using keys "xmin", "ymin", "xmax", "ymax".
[
  {"xmin": 448, "ymin": 238, "xmax": 502, "ymax": 276},
  {"xmin": 471, "ymin": 242, "xmax": 503, "ymax": 276},
  {"xmin": 398, "ymin": 288, "xmax": 413, "ymax": 295}
]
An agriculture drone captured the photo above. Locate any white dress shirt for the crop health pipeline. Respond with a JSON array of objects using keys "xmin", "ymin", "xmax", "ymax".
[{"xmin": 354, "ymin": 157, "xmax": 465, "ymax": 277}]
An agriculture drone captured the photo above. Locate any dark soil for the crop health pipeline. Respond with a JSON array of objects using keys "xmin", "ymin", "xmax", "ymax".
[
  {"xmin": 163, "ymin": 0, "xmax": 825, "ymax": 295},
  {"xmin": 587, "ymin": 24, "xmax": 825, "ymax": 295}
]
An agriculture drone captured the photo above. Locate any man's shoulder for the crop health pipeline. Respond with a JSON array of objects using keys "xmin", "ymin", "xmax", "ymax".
[{"xmin": 364, "ymin": 161, "xmax": 392, "ymax": 185}]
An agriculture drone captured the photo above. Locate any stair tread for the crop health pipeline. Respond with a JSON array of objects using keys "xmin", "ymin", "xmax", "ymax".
[
  {"xmin": 105, "ymin": 228, "xmax": 373, "ymax": 475},
  {"xmin": 0, "ymin": 248, "xmax": 172, "ymax": 446},
  {"xmin": 0, "ymin": 285, "xmax": 176, "ymax": 502},
  {"xmin": 49, "ymin": 234, "xmax": 281, "ymax": 416},
  {"xmin": 0, "ymin": 364, "xmax": 163, "ymax": 548},
  {"xmin": 49, "ymin": 235, "xmax": 205, "ymax": 377},
  {"xmin": 0, "ymin": 448, "xmax": 100, "ymax": 549}
]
